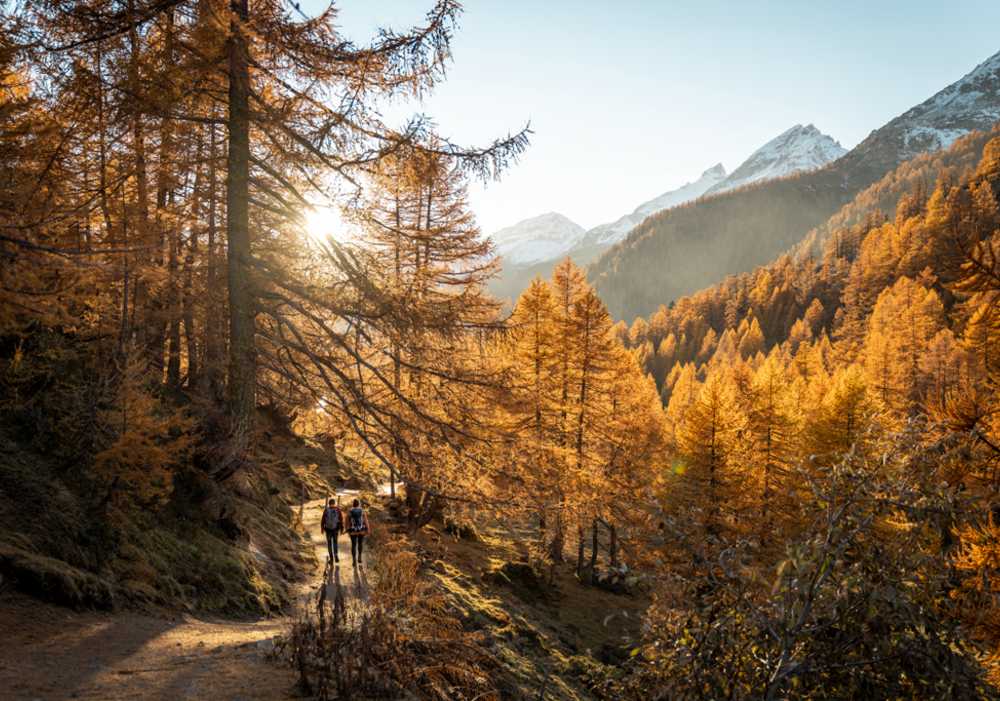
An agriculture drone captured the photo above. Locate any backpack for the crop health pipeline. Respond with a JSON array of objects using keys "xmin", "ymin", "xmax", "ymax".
[
  {"xmin": 323, "ymin": 507, "xmax": 341, "ymax": 532},
  {"xmin": 348, "ymin": 507, "xmax": 365, "ymax": 534}
]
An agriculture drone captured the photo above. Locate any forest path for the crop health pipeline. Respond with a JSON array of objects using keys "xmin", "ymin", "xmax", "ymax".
[{"xmin": 0, "ymin": 495, "xmax": 372, "ymax": 701}]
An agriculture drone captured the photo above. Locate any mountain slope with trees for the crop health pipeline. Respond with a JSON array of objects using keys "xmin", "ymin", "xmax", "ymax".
[
  {"xmin": 0, "ymin": 0, "xmax": 527, "ymax": 609},
  {"xmin": 605, "ymin": 131, "xmax": 1000, "ymax": 694}
]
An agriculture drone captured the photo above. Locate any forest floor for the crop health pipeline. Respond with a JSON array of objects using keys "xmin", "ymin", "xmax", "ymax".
[
  {"xmin": 0, "ymin": 497, "xmax": 369, "ymax": 701},
  {"xmin": 1, "ymin": 489, "xmax": 647, "ymax": 701}
]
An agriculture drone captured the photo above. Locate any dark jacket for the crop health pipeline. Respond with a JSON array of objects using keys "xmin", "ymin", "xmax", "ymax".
[{"xmin": 321, "ymin": 506, "xmax": 343, "ymax": 533}]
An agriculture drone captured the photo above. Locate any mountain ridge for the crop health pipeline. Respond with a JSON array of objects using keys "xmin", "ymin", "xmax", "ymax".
[
  {"xmin": 707, "ymin": 124, "xmax": 846, "ymax": 194},
  {"xmin": 488, "ymin": 122, "xmax": 848, "ymax": 302},
  {"xmin": 589, "ymin": 48, "xmax": 1000, "ymax": 321},
  {"xmin": 578, "ymin": 163, "xmax": 728, "ymax": 250},
  {"xmin": 491, "ymin": 212, "xmax": 585, "ymax": 266}
]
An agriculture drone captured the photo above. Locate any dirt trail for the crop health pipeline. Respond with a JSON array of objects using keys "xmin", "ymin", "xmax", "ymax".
[{"xmin": 0, "ymin": 497, "xmax": 371, "ymax": 701}]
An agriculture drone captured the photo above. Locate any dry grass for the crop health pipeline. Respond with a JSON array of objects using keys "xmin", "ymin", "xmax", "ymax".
[{"xmin": 282, "ymin": 537, "xmax": 500, "ymax": 700}]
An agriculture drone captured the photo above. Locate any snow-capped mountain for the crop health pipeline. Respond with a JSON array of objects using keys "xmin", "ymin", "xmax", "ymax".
[
  {"xmin": 580, "ymin": 163, "xmax": 727, "ymax": 248},
  {"xmin": 842, "ymin": 50, "xmax": 1000, "ymax": 179},
  {"xmin": 490, "ymin": 165, "xmax": 727, "ymax": 268},
  {"xmin": 492, "ymin": 125, "xmax": 846, "ymax": 277},
  {"xmin": 491, "ymin": 212, "xmax": 586, "ymax": 266},
  {"xmin": 707, "ymin": 124, "xmax": 846, "ymax": 194},
  {"xmin": 589, "ymin": 48, "xmax": 1000, "ymax": 321}
]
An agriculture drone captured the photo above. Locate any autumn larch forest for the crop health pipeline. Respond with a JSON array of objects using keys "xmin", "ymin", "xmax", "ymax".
[{"xmin": 2, "ymin": 1, "xmax": 1000, "ymax": 699}]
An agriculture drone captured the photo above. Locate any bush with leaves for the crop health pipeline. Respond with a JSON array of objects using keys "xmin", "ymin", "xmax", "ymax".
[
  {"xmin": 93, "ymin": 349, "xmax": 194, "ymax": 508},
  {"xmin": 610, "ymin": 433, "xmax": 998, "ymax": 700}
]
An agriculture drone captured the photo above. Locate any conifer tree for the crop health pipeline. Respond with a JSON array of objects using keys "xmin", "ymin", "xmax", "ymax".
[
  {"xmin": 734, "ymin": 352, "xmax": 798, "ymax": 540},
  {"xmin": 805, "ymin": 364, "xmax": 873, "ymax": 462},
  {"xmin": 863, "ymin": 276, "xmax": 946, "ymax": 421},
  {"xmin": 677, "ymin": 371, "xmax": 736, "ymax": 537}
]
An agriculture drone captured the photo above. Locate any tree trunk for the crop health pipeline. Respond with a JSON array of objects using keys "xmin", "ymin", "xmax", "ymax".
[
  {"xmin": 589, "ymin": 518, "xmax": 599, "ymax": 582},
  {"xmin": 549, "ymin": 506, "xmax": 564, "ymax": 563},
  {"xmin": 406, "ymin": 487, "xmax": 442, "ymax": 533},
  {"xmin": 182, "ymin": 243, "xmax": 198, "ymax": 386},
  {"xmin": 94, "ymin": 40, "xmax": 126, "ymax": 351},
  {"xmin": 609, "ymin": 523, "xmax": 618, "ymax": 569},
  {"xmin": 226, "ymin": 0, "xmax": 256, "ymax": 440},
  {"xmin": 157, "ymin": 11, "xmax": 177, "ymax": 386},
  {"xmin": 166, "ymin": 191, "xmax": 182, "ymax": 387},
  {"xmin": 576, "ymin": 522, "xmax": 585, "ymax": 576},
  {"xmin": 182, "ymin": 127, "xmax": 203, "ymax": 388},
  {"xmin": 202, "ymin": 121, "xmax": 223, "ymax": 398},
  {"xmin": 127, "ymin": 0, "xmax": 151, "ymax": 361}
]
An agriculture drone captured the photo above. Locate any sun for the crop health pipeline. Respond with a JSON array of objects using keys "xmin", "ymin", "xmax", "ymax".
[{"xmin": 303, "ymin": 205, "xmax": 345, "ymax": 243}]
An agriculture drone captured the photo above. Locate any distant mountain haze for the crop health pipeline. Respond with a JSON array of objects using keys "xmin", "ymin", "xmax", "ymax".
[
  {"xmin": 486, "ymin": 163, "xmax": 724, "ymax": 301},
  {"xmin": 491, "ymin": 212, "xmax": 586, "ymax": 266},
  {"xmin": 589, "ymin": 49, "xmax": 1000, "ymax": 321},
  {"xmin": 488, "ymin": 124, "xmax": 845, "ymax": 303},
  {"xmin": 579, "ymin": 163, "xmax": 728, "ymax": 249}
]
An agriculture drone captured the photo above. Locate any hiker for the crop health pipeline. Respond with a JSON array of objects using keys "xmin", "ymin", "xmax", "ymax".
[
  {"xmin": 321, "ymin": 497, "xmax": 344, "ymax": 564},
  {"xmin": 346, "ymin": 498, "xmax": 371, "ymax": 567}
]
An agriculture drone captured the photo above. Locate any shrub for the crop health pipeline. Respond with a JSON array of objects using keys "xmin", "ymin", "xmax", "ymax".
[{"xmin": 282, "ymin": 538, "xmax": 499, "ymax": 700}]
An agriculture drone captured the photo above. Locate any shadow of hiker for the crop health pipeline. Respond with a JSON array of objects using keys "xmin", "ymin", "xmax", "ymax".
[
  {"xmin": 332, "ymin": 566, "xmax": 346, "ymax": 621},
  {"xmin": 318, "ymin": 560, "xmax": 347, "ymax": 625},
  {"xmin": 353, "ymin": 566, "xmax": 370, "ymax": 604}
]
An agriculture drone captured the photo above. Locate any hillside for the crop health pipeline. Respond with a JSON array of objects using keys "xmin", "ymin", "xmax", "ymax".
[
  {"xmin": 579, "ymin": 163, "xmax": 728, "ymax": 249},
  {"xmin": 590, "ymin": 49, "xmax": 1000, "ymax": 321},
  {"xmin": 622, "ymin": 126, "xmax": 1000, "ymax": 393},
  {"xmin": 590, "ymin": 168, "xmax": 852, "ymax": 321},
  {"xmin": 8, "ymin": 3, "xmax": 1000, "ymax": 698},
  {"xmin": 592, "ymin": 130, "xmax": 1000, "ymax": 697}
]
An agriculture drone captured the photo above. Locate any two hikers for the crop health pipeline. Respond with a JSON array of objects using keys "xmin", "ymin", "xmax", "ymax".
[{"xmin": 321, "ymin": 496, "xmax": 371, "ymax": 567}]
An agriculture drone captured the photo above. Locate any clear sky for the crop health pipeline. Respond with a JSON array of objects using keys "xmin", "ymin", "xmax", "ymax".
[{"xmin": 305, "ymin": 0, "xmax": 1000, "ymax": 234}]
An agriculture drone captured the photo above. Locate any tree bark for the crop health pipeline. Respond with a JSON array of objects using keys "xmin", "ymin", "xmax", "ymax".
[
  {"xmin": 202, "ymin": 121, "xmax": 223, "ymax": 398},
  {"xmin": 549, "ymin": 508, "xmax": 565, "ymax": 562},
  {"xmin": 226, "ymin": 0, "xmax": 255, "ymax": 439},
  {"xmin": 589, "ymin": 518, "xmax": 599, "ymax": 582},
  {"xmin": 158, "ymin": 10, "xmax": 177, "ymax": 386},
  {"xmin": 609, "ymin": 523, "xmax": 618, "ymax": 569},
  {"xmin": 183, "ymin": 125, "xmax": 205, "ymax": 387},
  {"xmin": 127, "ymin": 0, "xmax": 151, "ymax": 362}
]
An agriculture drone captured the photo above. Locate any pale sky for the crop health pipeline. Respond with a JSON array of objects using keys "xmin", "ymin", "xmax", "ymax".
[{"xmin": 304, "ymin": 0, "xmax": 1000, "ymax": 234}]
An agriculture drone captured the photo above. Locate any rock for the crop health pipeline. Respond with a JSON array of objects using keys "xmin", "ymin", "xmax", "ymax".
[
  {"xmin": 444, "ymin": 518, "xmax": 480, "ymax": 541},
  {"xmin": 483, "ymin": 561, "xmax": 550, "ymax": 603}
]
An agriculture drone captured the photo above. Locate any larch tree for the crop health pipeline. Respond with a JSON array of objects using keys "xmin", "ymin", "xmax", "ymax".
[
  {"xmin": 546, "ymin": 258, "xmax": 588, "ymax": 560},
  {"xmin": 4, "ymin": 1, "xmax": 529, "ymax": 492},
  {"xmin": 506, "ymin": 277, "xmax": 562, "ymax": 551},
  {"xmin": 676, "ymin": 370, "xmax": 737, "ymax": 538},
  {"xmin": 863, "ymin": 276, "xmax": 946, "ymax": 423},
  {"xmin": 732, "ymin": 351, "xmax": 799, "ymax": 542}
]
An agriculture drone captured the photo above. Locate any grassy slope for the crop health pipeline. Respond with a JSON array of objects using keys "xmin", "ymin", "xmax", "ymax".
[
  {"xmin": 406, "ymin": 519, "xmax": 649, "ymax": 700},
  {"xmin": 0, "ymin": 419, "xmax": 345, "ymax": 616}
]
